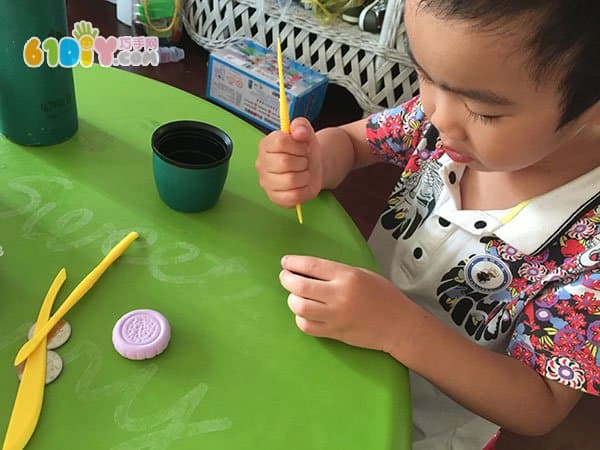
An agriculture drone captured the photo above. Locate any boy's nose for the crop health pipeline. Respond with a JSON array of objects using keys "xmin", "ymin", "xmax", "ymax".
[{"xmin": 428, "ymin": 93, "xmax": 467, "ymax": 142}]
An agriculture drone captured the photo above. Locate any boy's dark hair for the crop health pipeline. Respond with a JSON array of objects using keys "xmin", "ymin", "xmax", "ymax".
[{"xmin": 417, "ymin": 0, "xmax": 600, "ymax": 127}]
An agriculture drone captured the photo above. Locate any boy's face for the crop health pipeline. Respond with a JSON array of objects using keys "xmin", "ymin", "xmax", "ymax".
[{"xmin": 404, "ymin": 1, "xmax": 590, "ymax": 172}]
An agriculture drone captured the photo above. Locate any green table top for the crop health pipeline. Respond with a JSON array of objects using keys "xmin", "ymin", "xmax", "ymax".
[{"xmin": 0, "ymin": 66, "xmax": 410, "ymax": 450}]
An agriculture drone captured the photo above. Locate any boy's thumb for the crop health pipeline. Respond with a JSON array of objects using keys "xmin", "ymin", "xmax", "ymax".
[{"xmin": 290, "ymin": 117, "xmax": 315, "ymax": 144}]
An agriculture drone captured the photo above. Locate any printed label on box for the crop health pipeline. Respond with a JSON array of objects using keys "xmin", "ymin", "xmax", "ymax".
[
  {"xmin": 206, "ymin": 39, "xmax": 328, "ymax": 130},
  {"xmin": 210, "ymin": 60, "xmax": 281, "ymax": 129}
]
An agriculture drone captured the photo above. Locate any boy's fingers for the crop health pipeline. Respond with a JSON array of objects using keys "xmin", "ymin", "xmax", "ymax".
[
  {"xmin": 287, "ymin": 294, "xmax": 327, "ymax": 320},
  {"xmin": 280, "ymin": 269, "xmax": 329, "ymax": 300},
  {"xmin": 267, "ymin": 188, "xmax": 313, "ymax": 209},
  {"xmin": 290, "ymin": 117, "xmax": 313, "ymax": 139},
  {"xmin": 280, "ymin": 255, "xmax": 347, "ymax": 281},
  {"xmin": 260, "ymin": 171, "xmax": 310, "ymax": 192},
  {"xmin": 295, "ymin": 316, "xmax": 329, "ymax": 337},
  {"xmin": 266, "ymin": 152, "xmax": 308, "ymax": 174},
  {"xmin": 290, "ymin": 118, "xmax": 318, "ymax": 151},
  {"xmin": 265, "ymin": 132, "xmax": 309, "ymax": 157}
]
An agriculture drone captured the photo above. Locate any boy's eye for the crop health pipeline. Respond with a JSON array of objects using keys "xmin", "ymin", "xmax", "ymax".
[
  {"xmin": 414, "ymin": 68, "xmax": 505, "ymax": 125},
  {"xmin": 465, "ymin": 106, "xmax": 502, "ymax": 125}
]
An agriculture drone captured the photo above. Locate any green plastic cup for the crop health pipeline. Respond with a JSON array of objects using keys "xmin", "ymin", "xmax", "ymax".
[{"xmin": 152, "ymin": 121, "xmax": 233, "ymax": 212}]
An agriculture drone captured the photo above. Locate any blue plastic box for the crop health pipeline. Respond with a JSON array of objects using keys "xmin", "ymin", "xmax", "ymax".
[{"xmin": 206, "ymin": 40, "xmax": 328, "ymax": 130}]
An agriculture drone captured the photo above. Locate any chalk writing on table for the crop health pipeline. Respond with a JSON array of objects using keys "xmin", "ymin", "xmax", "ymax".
[
  {"xmin": 62, "ymin": 341, "xmax": 232, "ymax": 450},
  {"xmin": 1, "ymin": 175, "xmax": 238, "ymax": 448},
  {"xmin": 0, "ymin": 176, "xmax": 248, "ymax": 285}
]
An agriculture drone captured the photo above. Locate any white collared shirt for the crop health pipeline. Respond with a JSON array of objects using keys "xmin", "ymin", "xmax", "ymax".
[{"xmin": 365, "ymin": 97, "xmax": 600, "ymax": 448}]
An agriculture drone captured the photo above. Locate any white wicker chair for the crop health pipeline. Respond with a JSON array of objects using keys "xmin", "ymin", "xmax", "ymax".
[{"xmin": 183, "ymin": 0, "xmax": 418, "ymax": 114}]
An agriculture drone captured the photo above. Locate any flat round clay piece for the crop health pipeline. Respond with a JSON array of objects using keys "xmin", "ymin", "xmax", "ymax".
[{"xmin": 112, "ymin": 309, "xmax": 171, "ymax": 360}]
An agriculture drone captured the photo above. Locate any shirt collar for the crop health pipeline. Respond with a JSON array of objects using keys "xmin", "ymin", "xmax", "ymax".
[
  {"xmin": 434, "ymin": 155, "xmax": 600, "ymax": 255},
  {"xmin": 494, "ymin": 165, "xmax": 600, "ymax": 255}
]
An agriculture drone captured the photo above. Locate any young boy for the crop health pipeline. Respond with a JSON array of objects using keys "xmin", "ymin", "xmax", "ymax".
[{"xmin": 256, "ymin": 1, "xmax": 600, "ymax": 448}]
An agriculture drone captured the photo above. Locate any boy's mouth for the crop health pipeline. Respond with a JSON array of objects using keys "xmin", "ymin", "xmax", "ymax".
[{"xmin": 443, "ymin": 145, "xmax": 474, "ymax": 164}]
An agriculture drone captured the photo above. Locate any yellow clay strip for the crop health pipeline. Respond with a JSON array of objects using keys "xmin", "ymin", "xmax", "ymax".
[{"xmin": 14, "ymin": 232, "xmax": 139, "ymax": 366}]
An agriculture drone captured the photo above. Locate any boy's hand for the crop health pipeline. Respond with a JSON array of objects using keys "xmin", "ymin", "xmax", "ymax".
[
  {"xmin": 255, "ymin": 118, "xmax": 324, "ymax": 208},
  {"xmin": 279, "ymin": 255, "xmax": 409, "ymax": 352}
]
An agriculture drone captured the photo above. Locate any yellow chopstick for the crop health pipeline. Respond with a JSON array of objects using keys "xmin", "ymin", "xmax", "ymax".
[
  {"xmin": 14, "ymin": 232, "xmax": 139, "ymax": 366},
  {"xmin": 277, "ymin": 38, "xmax": 303, "ymax": 225}
]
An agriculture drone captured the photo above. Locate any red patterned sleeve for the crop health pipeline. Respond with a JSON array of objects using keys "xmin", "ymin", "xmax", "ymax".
[
  {"xmin": 507, "ymin": 271, "xmax": 600, "ymax": 396},
  {"xmin": 365, "ymin": 96, "xmax": 429, "ymax": 170}
]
